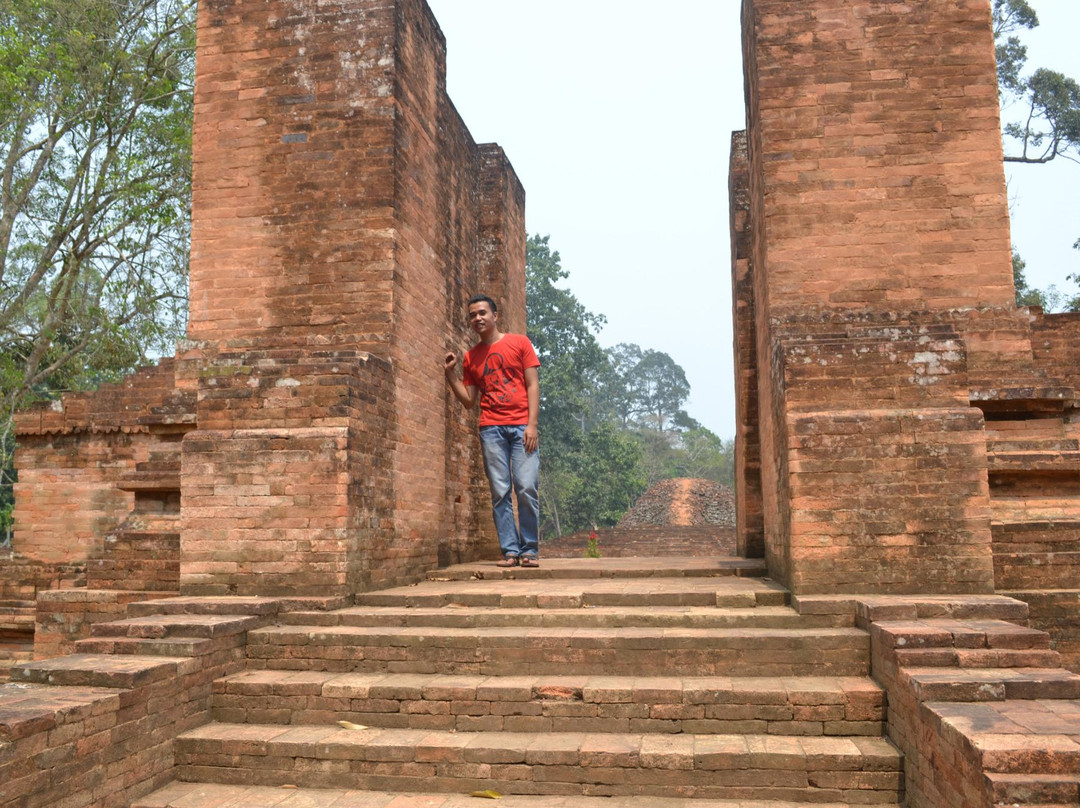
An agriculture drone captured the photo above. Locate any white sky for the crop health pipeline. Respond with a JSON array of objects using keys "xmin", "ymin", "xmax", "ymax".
[{"xmin": 426, "ymin": 0, "xmax": 1080, "ymax": 439}]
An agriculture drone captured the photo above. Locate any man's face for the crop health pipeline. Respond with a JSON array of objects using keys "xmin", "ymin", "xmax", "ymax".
[{"xmin": 468, "ymin": 302, "xmax": 496, "ymax": 335}]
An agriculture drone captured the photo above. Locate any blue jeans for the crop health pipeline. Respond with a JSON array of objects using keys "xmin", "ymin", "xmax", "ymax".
[{"xmin": 479, "ymin": 425, "xmax": 539, "ymax": 559}]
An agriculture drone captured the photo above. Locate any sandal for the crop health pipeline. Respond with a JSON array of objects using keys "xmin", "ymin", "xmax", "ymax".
[
  {"xmin": 520, "ymin": 557, "xmax": 540, "ymax": 568},
  {"xmin": 496, "ymin": 556, "xmax": 519, "ymax": 568}
]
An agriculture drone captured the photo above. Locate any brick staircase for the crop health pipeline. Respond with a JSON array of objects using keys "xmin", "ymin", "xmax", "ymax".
[
  {"xmin": 105, "ymin": 558, "xmax": 897, "ymax": 806},
  {"xmin": 540, "ymin": 526, "xmax": 737, "ymax": 558},
  {"xmin": 7, "ymin": 558, "xmax": 1080, "ymax": 807},
  {"xmin": 984, "ymin": 408, "xmax": 1080, "ymax": 674},
  {"xmin": 845, "ymin": 595, "xmax": 1080, "ymax": 808}
]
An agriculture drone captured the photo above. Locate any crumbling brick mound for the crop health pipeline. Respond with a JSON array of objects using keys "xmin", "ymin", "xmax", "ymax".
[{"xmin": 618, "ymin": 478, "xmax": 736, "ymax": 528}]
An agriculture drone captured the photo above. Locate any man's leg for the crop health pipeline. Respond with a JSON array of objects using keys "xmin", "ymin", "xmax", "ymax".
[
  {"xmin": 509, "ymin": 426, "xmax": 540, "ymax": 560},
  {"xmin": 479, "ymin": 426, "xmax": 522, "ymax": 558}
]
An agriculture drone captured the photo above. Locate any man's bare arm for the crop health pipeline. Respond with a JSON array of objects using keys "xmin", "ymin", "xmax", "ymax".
[
  {"xmin": 444, "ymin": 352, "xmax": 479, "ymax": 408},
  {"xmin": 523, "ymin": 365, "xmax": 539, "ymax": 453}
]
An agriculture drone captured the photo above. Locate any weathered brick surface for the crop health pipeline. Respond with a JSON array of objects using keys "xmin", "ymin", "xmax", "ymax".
[
  {"xmin": 175, "ymin": 0, "xmax": 523, "ymax": 594},
  {"xmin": 741, "ymin": 0, "xmax": 1013, "ymax": 315},
  {"xmin": 177, "ymin": 348, "xmax": 395, "ymax": 596},
  {"xmin": 8, "ymin": 0, "xmax": 523, "ymax": 607},
  {"xmin": 787, "ymin": 407, "xmax": 994, "ymax": 594},
  {"xmin": 850, "ymin": 594, "xmax": 1080, "ymax": 808},
  {"xmin": 13, "ymin": 360, "xmax": 190, "ymax": 565},
  {"xmin": 33, "ymin": 590, "xmax": 174, "ymax": 661},
  {"xmin": 1003, "ymin": 589, "xmax": 1080, "ymax": 674},
  {"xmin": 1, "ymin": 605, "xmax": 255, "ymax": 808}
]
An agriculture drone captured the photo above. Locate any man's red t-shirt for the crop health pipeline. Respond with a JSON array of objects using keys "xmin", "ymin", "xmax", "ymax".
[{"xmin": 462, "ymin": 333, "xmax": 541, "ymax": 426}]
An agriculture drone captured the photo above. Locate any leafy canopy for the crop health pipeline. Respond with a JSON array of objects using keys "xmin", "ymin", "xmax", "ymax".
[
  {"xmin": 994, "ymin": 0, "xmax": 1080, "ymax": 165},
  {"xmin": 0, "ymin": 0, "xmax": 195, "ymax": 527}
]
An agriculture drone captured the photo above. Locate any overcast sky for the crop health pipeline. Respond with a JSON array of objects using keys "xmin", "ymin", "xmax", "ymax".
[{"xmin": 426, "ymin": 0, "xmax": 1080, "ymax": 438}]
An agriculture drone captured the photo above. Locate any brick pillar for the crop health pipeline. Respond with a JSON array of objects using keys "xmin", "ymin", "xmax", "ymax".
[
  {"xmin": 738, "ymin": 0, "xmax": 1009, "ymax": 593},
  {"xmin": 181, "ymin": 0, "xmax": 525, "ymax": 595}
]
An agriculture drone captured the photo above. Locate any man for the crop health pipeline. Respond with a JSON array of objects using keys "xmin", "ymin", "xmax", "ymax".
[{"xmin": 444, "ymin": 294, "xmax": 541, "ymax": 567}]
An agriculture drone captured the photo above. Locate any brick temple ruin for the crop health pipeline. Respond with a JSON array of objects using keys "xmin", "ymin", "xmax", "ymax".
[{"xmin": 2, "ymin": 0, "xmax": 1080, "ymax": 807}]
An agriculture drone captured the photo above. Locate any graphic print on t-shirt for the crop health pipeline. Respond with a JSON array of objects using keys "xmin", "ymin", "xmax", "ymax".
[{"xmin": 482, "ymin": 352, "xmax": 516, "ymax": 404}]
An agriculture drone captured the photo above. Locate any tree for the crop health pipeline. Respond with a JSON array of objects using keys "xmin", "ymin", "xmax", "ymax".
[
  {"xmin": 0, "ymin": 0, "xmax": 194, "ymax": 516},
  {"xmin": 994, "ymin": 1, "xmax": 1080, "ymax": 311},
  {"xmin": 994, "ymin": 0, "xmax": 1080, "ymax": 166},
  {"xmin": 525, "ymin": 235, "xmax": 608, "ymax": 438},
  {"xmin": 674, "ymin": 428, "xmax": 735, "ymax": 488},
  {"xmin": 526, "ymin": 235, "xmax": 620, "ymax": 536},
  {"xmin": 526, "ymin": 235, "xmax": 734, "ymax": 536},
  {"xmin": 561, "ymin": 423, "xmax": 646, "ymax": 530},
  {"xmin": 630, "ymin": 349, "xmax": 691, "ymax": 434},
  {"xmin": 602, "ymin": 343, "xmax": 691, "ymax": 435}
]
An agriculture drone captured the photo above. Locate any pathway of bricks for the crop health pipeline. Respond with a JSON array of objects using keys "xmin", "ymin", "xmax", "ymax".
[{"xmin": 669, "ymin": 478, "xmax": 696, "ymax": 527}]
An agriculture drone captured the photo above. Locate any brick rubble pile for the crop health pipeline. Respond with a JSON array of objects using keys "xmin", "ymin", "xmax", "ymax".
[{"xmin": 617, "ymin": 478, "xmax": 736, "ymax": 528}]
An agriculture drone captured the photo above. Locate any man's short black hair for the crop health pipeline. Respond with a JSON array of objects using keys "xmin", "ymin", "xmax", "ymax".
[{"xmin": 467, "ymin": 294, "xmax": 497, "ymax": 314}]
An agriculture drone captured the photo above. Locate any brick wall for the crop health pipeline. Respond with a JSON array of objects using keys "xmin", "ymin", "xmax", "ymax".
[
  {"xmin": 178, "ymin": 346, "xmax": 397, "ymax": 596},
  {"xmin": 188, "ymin": 0, "xmax": 398, "ymax": 347},
  {"xmin": 741, "ymin": 0, "xmax": 1013, "ymax": 316},
  {"xmin": 788, "ymin": 407, "xmax": 994, "ymax": 593},
  {"xmin": 13, "ymin": 361, "xmax": 181, "ymax": 564}
]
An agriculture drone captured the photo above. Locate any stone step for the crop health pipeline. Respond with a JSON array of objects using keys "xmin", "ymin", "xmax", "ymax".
[
  {"xmin": 75, "ymin": 635, "xmax": 219, "ymax": 657},
  {"xmin": 10, "ymin": 653, "xmax": 187, "ymax": 688},
  {"xmin": 174, "ymin": 723, "xmax": 904, "ymax": 801},
  {"xmin": 429, "ymin": 557, "xmax": 767, "ymax": 581},
  {"xmin": 845, "ymin": 595, "xmax": 1030, "ymax": 625},
  {"xmin": 902, "ymin": 667, "xmax": 1080, "ymax": 702},
  {"xmin": 356, "ymin": 576, "xmax": 788, "ymax": 610},
  {"xmin": 872, "ymin": 618, "xmax": 1051, "ymax": 650},
  {"xmin": 89, "ymin": 613, "xmax": 261, "ymax": 639},
  {"xmin": 135, "ymin": 781, "xmax": 906, "ymax": 808},
  {"xmin": 245, "ymin": 625, "xmax": 870, "ymax": 677},
  {"xmin": 987, "ymin": 450, "xmax": 1080, "ymax": 472},
  {"xmin": 211, "ymin": 670, "xmax": 886, "ymax": 735},
  {"xmin": 894, "ymin": 647, "xmax": 1062, "ymax": 669},
  {"xmin": 125, "ymin": 594, "xmax": 350, "ymax": 618},
  {"xmin": 281, "ymin": 605, "xmax": 843, "ymax": 630},
  {"xmin": 930, "ymin": 700, "xmax": 1080, "ymax": 774},
  {"xmin": 994, "ymin": 552, "xmax": 1080, "ymax": 590},
  {"xmin": 988, "ymin": 771, "xmax": 1080, "ymax": 806}
]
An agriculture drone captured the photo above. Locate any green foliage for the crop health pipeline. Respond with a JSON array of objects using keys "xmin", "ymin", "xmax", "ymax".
[
  {"xmin": 994, "ymin": 2, "xmax": 1080, "ymax": 307},
  {"xmin": 1012, "ymin": 248, "xmax": 1080, "ymax": 312},
  {"xmin": 584, "ymin": 534, "xmax": 600, "ymax": 559},
  {"xmin": 994, "ymin": 0, "xmax": 1080, "ymax": 166},
  {"xmin": 0, "ymin": 0, "xmax": 194, "ymax": 508},
  {"xmin": 526, "ymin": 235, "xmax": 645, "ymax": 536},
  {"xmin": 673, "ymin": 428, "xmax": 736, "ymax": 488}
]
